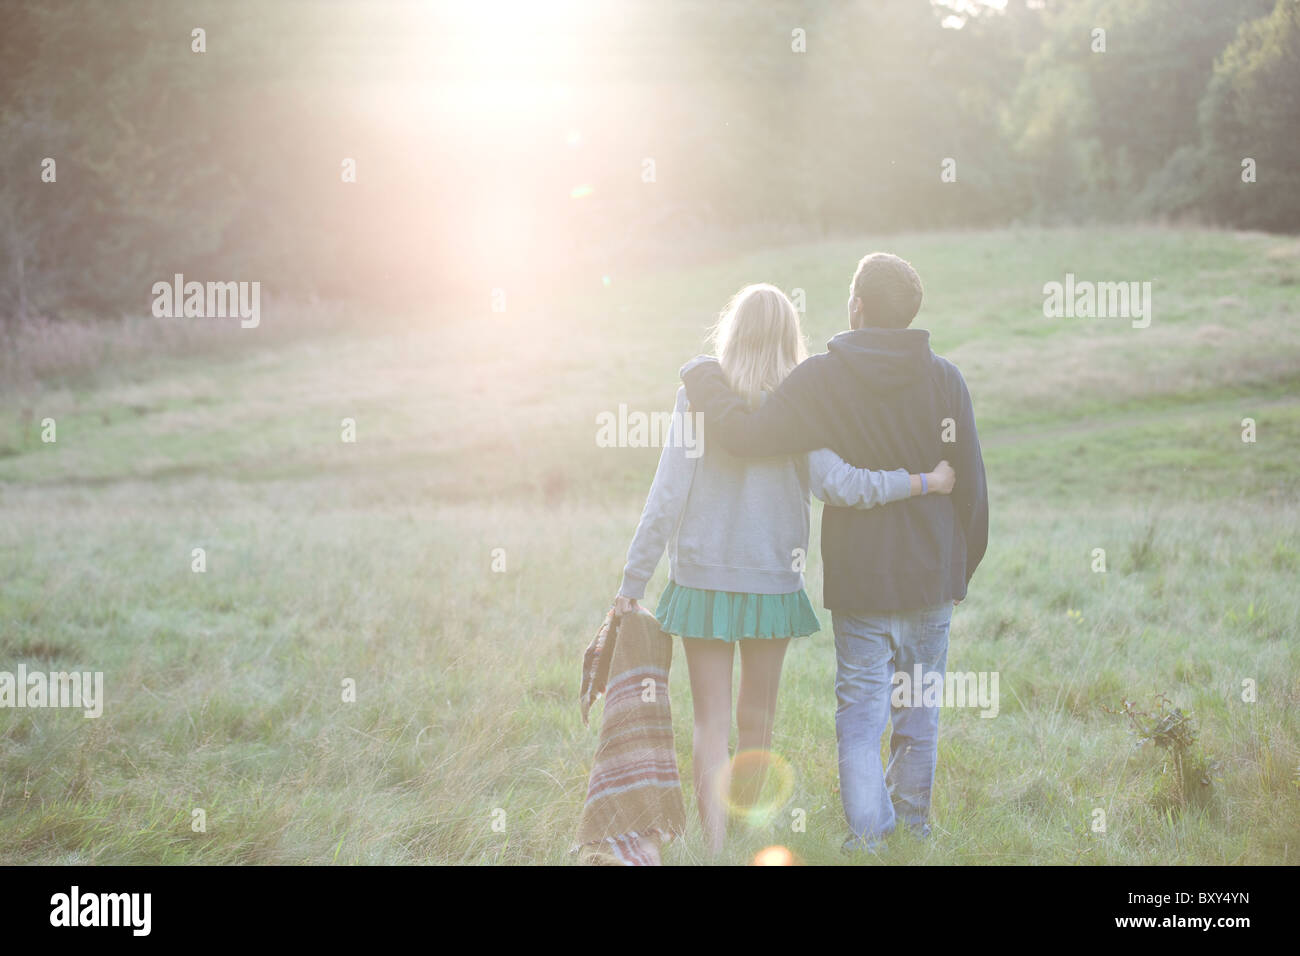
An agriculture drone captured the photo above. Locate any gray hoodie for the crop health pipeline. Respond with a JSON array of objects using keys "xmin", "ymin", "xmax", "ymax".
[{"xmin": 618, "ymin": 384, "xmax": 910, "ymax": 599}]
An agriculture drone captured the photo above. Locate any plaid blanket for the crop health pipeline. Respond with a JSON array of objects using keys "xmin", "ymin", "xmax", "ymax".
[{"xmin": 575, "ymin": 609, "xmax": 686, "ymax": 865}]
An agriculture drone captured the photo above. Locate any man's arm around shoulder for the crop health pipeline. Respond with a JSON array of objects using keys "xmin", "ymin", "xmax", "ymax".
[{"xmin": 680, "ymin": 354, "xmax": 831, "ymax": 458}]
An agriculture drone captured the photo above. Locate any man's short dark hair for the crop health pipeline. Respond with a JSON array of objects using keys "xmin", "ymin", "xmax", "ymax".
[{"xmin": 851, "ymin": 253, "xmax": 924, "ymax": 328}]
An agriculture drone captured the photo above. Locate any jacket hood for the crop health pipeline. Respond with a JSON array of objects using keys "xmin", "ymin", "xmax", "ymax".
[{"xmin": 825, "ymin": 327, "xmax": 934, "ymax": 391}]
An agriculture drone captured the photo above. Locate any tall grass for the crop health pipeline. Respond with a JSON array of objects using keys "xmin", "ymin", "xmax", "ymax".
[{"xmin": 1, "ymin": 227, "xmax": 1297, "ymax": 864}]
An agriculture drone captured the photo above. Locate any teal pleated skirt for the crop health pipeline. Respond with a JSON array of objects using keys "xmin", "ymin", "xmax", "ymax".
[{"xmin": 654, "ymin": 580, "xmax": 821, "ymax": 642}]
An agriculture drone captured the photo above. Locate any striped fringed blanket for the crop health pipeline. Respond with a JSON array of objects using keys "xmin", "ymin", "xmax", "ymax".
[{"xmin": 574, "ymin": 609, "xmax": 686, "ymax": 865}]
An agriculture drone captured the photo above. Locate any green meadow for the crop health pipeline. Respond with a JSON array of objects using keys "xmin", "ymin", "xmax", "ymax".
[{"xmin": 1, "ymin": 227, "xmax": 1298, "ymax": 864}]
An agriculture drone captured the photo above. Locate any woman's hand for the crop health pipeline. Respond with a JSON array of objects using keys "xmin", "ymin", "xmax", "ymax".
[
  {"xmin": 928, "ymin": 460, "xmax": 956, "ymax": 495},
  {"xmin": 612, "ymin": 595, "xmax": 639, "ymax": 617}
]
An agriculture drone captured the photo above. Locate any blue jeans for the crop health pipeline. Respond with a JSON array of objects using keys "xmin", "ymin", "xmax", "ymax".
[{"xmin": 833, "ymin": 604, "xmax": 952, "ymax": 845}]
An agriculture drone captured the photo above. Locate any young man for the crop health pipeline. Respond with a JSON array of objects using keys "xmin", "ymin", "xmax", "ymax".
[{"xmin": 680, "ymin": 252, "xmax": 989, "ymax": 851}]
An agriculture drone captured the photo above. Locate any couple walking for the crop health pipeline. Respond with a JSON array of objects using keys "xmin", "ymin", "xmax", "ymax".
[{"xmin": 612, "ymin": 252, "xmax": 989, "ymax": 856}]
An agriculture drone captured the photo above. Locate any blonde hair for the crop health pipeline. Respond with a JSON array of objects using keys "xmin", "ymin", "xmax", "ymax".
[{"xmin": 710, "ymin": 284, "xmax": 808, "ymax": 407}]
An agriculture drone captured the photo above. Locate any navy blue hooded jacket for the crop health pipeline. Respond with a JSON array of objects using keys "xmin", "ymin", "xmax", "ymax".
[{"xmin": 681, "ymin": 327, "xmax": 988, "ymax": 613}]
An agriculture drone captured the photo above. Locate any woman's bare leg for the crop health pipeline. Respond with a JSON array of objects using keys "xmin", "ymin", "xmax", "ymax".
[
  {"xmin": 681, "ymin": 637, "xmax": 735, "ymax": 855},
  {"xmin": 733, "ymin": 637, "xmax": 790, "ymax": 809}
]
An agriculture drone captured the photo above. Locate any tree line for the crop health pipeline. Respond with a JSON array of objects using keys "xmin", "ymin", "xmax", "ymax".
[{"xmin": 1, "ymin": 0, "xmax": 1296, "ymax": 323}]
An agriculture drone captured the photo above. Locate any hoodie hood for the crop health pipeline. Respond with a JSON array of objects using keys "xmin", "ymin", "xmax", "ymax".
[{"xmin": 825, "ymin": 327, "xmax": 934, "ymax": 391}]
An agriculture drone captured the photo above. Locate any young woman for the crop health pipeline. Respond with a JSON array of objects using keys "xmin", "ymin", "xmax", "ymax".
[{"xmin": 611, "ymin": 284, "xmax": 954, "ymax": 854}]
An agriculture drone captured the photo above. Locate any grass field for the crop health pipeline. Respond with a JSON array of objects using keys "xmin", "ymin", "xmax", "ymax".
[{"xmin": 1, "ymin": 226, "xmax": 1298, "ymax": 865}]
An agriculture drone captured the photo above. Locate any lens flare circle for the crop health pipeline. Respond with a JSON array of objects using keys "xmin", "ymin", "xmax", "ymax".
[
  {"xmin": 720, "ymin": 748, "xmax": 795, "ymax": 826},
  {"xmin": 752, "ymin": 845, "xmax": 798, "ymax": 866}
]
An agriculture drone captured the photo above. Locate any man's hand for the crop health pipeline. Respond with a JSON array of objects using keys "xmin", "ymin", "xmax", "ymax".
[{"xmin": 928, "ymin": 460, "xmax": 956, "ymax": 495}]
